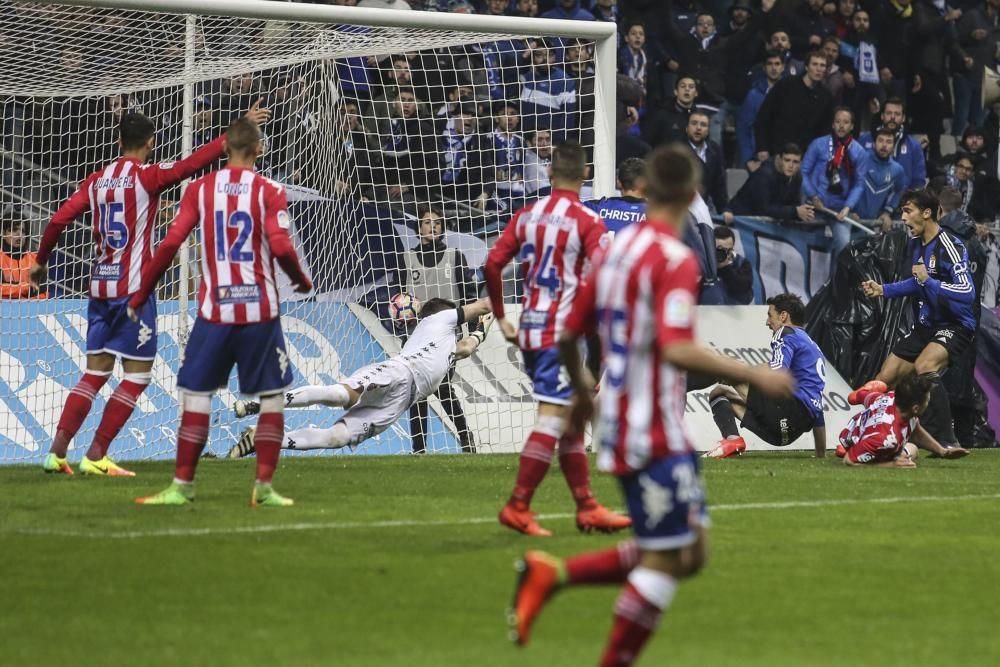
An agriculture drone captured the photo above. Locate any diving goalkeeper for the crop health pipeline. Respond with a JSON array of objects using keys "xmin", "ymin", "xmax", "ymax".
[{"xmin": 229, "ymin": 296, "xmax": 491, "ymax": 455}]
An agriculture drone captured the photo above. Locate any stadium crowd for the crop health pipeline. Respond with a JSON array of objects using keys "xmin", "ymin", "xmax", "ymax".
[{"xmin": 5, "ymin": 0, "xmax": 1000, "ymax": 304}]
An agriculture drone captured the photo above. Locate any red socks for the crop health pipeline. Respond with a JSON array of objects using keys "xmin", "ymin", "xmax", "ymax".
[
  {"xmin": 174, "ymin": 411, "xmax": 210, "ymax": 482},
  {"xmin": 87, "ymin": 375, "xmax": 150, "ymax": 460},
  {"xmin": 558, "ymin": 432, "xmax": 595, "ymax": 508},
  {"xmin": 50, "ymin": 372, "xmax": 111, "ymax": 457},
  {"xmin": 566, "ymin": 541, "xmax": 640, "ymax": 585},
  {"xmin": 599, "ymin": 568, "xmax": 678, "ymax": 667},
  {"xmin": 509, "ymin": 428, "xmax": 558, "ymax": 509},
  {"xmin": 254, "ymin": 411, "xmax": 284, "ymax": 484}
]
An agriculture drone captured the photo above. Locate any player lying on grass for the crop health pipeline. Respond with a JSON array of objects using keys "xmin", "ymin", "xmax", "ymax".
[
  {"xmin": 228, "ymin": 296, "xmax": 491, "ymax": 455},
  {"xmin": 705, "ymin": 292, "xmax": 828, "ymax": 458},
  {"xmin": 838, "ymin": 376, "xmax": 969, "ymax": 467}
]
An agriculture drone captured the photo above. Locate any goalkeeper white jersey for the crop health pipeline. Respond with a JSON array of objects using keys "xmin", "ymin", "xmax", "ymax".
[{"xmin": 397, "ymin": 306, "xmax": 464, "ymax": 400}]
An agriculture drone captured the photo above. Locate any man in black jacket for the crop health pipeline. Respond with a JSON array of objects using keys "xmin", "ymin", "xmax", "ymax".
[
  {"xmin": 754, "ymin": 51, "xmax": 834, "ymax": 161},
  {"xmin": 685, "ymin": 109, "xmax": 727, "ymax": 213},
  {"xmin": 641, "ymin": 75, "xmax": 698, "ymax": 148},
  {"xmin": 724, "ymin": 144, "xmax": 815, "ymax": 223}
]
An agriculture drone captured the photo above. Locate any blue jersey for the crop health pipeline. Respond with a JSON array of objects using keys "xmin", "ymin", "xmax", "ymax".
[
  {"xmin": 883, "ymin": 230, "xmax": 977, "ymax": 331},
  {"xmin": 770, "ymin": 326, "xmax": 826, "ymax": 425},
  {"xmin": 584, "ymin": 196, "xmax": 646, "ymax": 234}
]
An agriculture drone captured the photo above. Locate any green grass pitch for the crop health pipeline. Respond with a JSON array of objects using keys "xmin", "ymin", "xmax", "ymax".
[{"xmin": 2, "ymin": 451, "xmax": 999, "ymax": 667}]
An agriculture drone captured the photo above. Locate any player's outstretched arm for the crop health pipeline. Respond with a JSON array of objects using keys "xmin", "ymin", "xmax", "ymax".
[
  {"xmin": 461, "ymin": 297, "xmax": 492, "ymax": 323},
  {"xmin": 30, "ymin": 180, "xmax": 93, "ymax": 289},
  {"xmin": 147, "ymin": 99, "xmax": 271, "ymax": 191},
  {"xmin": 910, "ymin": 424, "xmax": 970, "ymax": 459},
  {"xmin": 662, "ymin": 341, "xmax": 794, "ymax": 398}
]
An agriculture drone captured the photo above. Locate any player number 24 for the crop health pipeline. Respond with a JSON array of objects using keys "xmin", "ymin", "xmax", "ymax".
[
  {"xmin": 520, "ymin": 243, "xmax": 561, "ymax": 292},
  {"xmin": 215, "ymin": 210, "xmax": 255, "ymax": 263}
]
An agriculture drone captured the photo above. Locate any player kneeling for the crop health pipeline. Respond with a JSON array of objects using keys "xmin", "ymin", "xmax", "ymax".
[
  {"xmin": 839, "ymin": 376, "xmax": 969, "ymax": 467},
  {"xmin": 229, "ymin": 297, "xmax": 491, "ymax": 455}
]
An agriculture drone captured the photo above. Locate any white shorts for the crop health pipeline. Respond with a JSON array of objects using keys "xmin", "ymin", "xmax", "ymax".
[{"xmin": 338, "ymin": 360, "xmax": 416, "ymax": 446}]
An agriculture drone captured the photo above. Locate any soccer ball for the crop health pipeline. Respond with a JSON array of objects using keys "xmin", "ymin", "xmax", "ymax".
[{"xmin": 389, "ymin": 292, "xmax": 420, "ymax": 322}]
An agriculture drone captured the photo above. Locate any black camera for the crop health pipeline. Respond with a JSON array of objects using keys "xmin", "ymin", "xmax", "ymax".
[{"xmin": 715, "ymin": 247, "xmax": 730, "ymax": 263}]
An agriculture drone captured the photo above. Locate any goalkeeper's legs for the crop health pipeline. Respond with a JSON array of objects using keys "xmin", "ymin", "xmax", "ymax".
[
  {"xmin": 46, "ymin": 354, "xmax": 114, "ymax": 459},
  {"xmin": 283, "ymin": 422, "xmax": 353, "ymax": 451},
  {"xmin": 234, "ymin": 384, "xmax": 356, "ymax": 418}
]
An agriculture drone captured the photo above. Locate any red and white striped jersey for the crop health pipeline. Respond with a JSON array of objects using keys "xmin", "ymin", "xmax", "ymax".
[
  {"xmin": 483, "ymin": 189, "xmax": 607, "ymax": 350},
  {"xmin": 131, "ymin": 167, "xmax": 310, "ymax": 324},
  {"xmin": 839, "ymin": 391, "xmax": 918, "ymax": 464},
  {"xmin": 36, "ymin": 137, "xmax": 225, "ymax": 299},
  {"xmin": 566, "ymin": 221, "xmax": 702, "ymax": 475}
]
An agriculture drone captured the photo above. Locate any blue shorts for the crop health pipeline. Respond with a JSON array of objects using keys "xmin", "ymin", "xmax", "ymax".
[
  {"xmin": 177, "ymin": 318, "xmax": 294, "ymax": 396},
  {"xmin": 521, "ymin": 347, "xmax": 571, "ymax": 405},
  {"xmin": 619, "ymin": 452, "xmax": 709, "ymax": 551},
  {"xmin": 86, "ymin": 295, "xmax": 157, "ymax": 360}
]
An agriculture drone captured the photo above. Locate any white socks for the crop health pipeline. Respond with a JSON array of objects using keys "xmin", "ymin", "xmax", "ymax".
[
  {"xmin": 286, "ymin": 384, "xmax": 351, "ymax": 408},
  {"xmin": 283, "ymin": 422, "xmax": 352, "ymax": 450}
]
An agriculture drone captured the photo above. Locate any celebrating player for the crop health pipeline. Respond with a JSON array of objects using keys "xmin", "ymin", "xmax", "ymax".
[
  {"xmin": 507, "ymin": 145, "xmax": 794, "ymax": 665},
  {"xmin": 31, "ymin": 101, "xmax": 269, "ymax": 477},
  {"xmin": 838, "ymin": 376, "xmax": 969, "ymax": 467},
  {"xmin": 483, "ymin": 140, "xmax": 630, "ymax": 537},
  {"xmin": 227, "ymin": 297, "xmax": 492, "ymax": 455},
  {"xmin": 861, "ymin": 188, "xmax": 976, "ymax": 448},
  {"xmin": 705, "ymin": 292, "xmax": 827, "ymax": 458},
  {"xmin": 128, "ymin": 117, "xmax": 312, "ymax": 507}
]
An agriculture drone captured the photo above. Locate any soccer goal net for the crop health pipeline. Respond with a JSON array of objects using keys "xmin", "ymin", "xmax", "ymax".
[{"xmin": 0, "ymin": 0, "xmax": 615, "ymax": 462}]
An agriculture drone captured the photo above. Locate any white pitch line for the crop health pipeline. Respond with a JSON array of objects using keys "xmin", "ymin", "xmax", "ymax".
[{"xmin": 8, "ymin": 493, "xmax": 1000, "ymax": 540}]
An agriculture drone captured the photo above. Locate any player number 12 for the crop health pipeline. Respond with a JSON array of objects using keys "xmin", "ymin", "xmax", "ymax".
[{"xmin": 214, "ymin": 210, "xmax": 255, "ymax": 263}]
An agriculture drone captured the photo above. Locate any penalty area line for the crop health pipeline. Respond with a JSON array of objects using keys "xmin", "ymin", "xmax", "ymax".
[{"xmin": 9, "ymin": 493, "xmax": 1000, "ymax": 540}]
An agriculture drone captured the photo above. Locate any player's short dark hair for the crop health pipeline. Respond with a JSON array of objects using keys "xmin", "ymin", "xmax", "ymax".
[
  {"xmin": 645, "ymin": 144, "xmax": 700, "ymax": 208},
  {"xmin": 225, "ymin": 117, "xmax": 262, "ymax": 157},
  {"xmin": 417, "ymin": 204, "xmax": 443, "ymax": 221},
  {"xmin": 894, "ymin": 374, "xmax": 932, "ymax": 413},
  {"xmin": 624, "ymin": 19, "xmax": 646, "ymax": 33},
  {"xmin": 118, "ymin": 112, "xmax": 155, "ymax": 151},
  {"xmin": 884, "ymin": 96, "xmax": 906, "ymax": 112},
  {"xmin": 713, "ymin": 225, "xmax": 735, "ymax": 242},
  {"xmin": 900, "ymin": 188, "xmax": 938, "ymax": 220},
  {"xmin": 874, "ymin": 127, "xmax": 896, "ymax": 142},
  {"xmin": 550, "ymin": 140, "xmax": 587, "ymax": 182},
  {"xmin": 938, "ymin": 186, "xmax": 963, "ymax": 212},
  {"xmin": 780, "ymin": 143, "xmax": 803, "ymax": 157},
  {"xmin": 419, "ymin": 297, "xmax": 456, "ymax": 319},
  {"xmin": 675, "ymin": 75, "xmax": 698, "ymax": 90},
  {"xmin": 766, "ymin": 293, "xmax": 806, "ymax": 326},
  {"xmin": 617, "ymin": 158, "xmax": 646, "ymax": 190}
]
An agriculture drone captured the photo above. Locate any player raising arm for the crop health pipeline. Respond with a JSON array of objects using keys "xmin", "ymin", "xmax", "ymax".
[
  {"xmin": 227, "ymin": 297, "xmax": 492, "ymax": 456},
  {"xmin": 507, "ymin": 146, "xmax": 794, "ymax": 666},
  {"xmin": 838, "ymin": 376, "xmax": 969, "ymax": 467},
  {"xmin": 484, "ymin": 140, "xmax": 629, "ymax": 537},
  {"xmin": 860, "ymin": 188, "xmax": 976, "ymax": 448},
  {"xmin": 129, "ymin": 117, "xmax": 312, "ymax": 507},
  {"xmin": 33, "ymin": 101, "xmax": 269, "ymax": 477}
]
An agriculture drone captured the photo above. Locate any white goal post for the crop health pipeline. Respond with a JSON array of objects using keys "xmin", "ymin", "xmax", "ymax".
[{"xmin": 0, "ymin": 0, "xmax": 617, "ymax": 462}]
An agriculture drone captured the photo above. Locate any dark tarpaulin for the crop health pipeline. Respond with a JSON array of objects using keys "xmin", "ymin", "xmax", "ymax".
[{"xmin": 805, "ymin": 228, "xmax": 997, "ymax": 448}]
